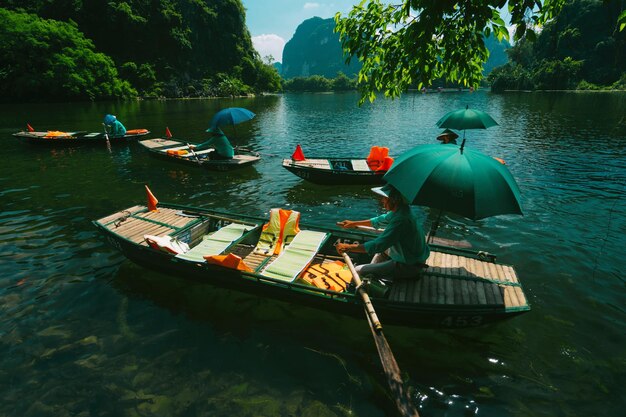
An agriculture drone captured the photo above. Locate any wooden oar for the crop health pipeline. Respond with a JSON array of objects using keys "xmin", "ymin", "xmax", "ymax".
[
  {"xmin": 185, "ymin": 142, "xmax": 202, "ymax": 165},
  {"xmin": 342, "ymin": 253, "xmax": 420, "ymax": 417},
  {"xmin": 102, "ymin": 123, "xmax": 111, "ymax": 153}
]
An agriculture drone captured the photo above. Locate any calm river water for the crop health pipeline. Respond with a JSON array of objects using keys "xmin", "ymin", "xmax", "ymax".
[{"xmin": 0, "ymin": 91, "xmax": 624, "ymax": 417}]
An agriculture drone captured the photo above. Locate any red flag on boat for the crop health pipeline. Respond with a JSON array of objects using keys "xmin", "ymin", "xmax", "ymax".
[
  {"xmin": 165, "ymin": 127, "xmax": 172, "ymax": 138},
  {"xmin": 27, "ymin": 123, "xmax": 34, "ymax": 132},
  {"xmin": 292, "ymin": 144, "xmax": 305, "ymax": 161},
  {"xmin": 145, "ymin": 185, "xmax": 159, "ymax": 212}
]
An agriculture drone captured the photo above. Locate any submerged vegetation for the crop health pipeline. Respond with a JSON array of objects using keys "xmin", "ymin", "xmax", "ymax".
[{"xmin": 0, "ymin": 1, "xmax": 282, "ymax": 102}]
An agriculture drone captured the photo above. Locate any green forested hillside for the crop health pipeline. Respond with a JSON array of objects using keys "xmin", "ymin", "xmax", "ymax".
[
  {"xmin": 489, "ymin": 0, "xmax": 626, "ymax": 91},
  {"xmin": 0, "ymin": 1, "xmax": 281, "ymax": 101}
]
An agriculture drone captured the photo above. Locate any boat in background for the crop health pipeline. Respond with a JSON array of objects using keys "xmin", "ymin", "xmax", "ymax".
[
  {"xmin": 282, "ymin": 145, "xmax": 394, "ymax": 185},
  {"xmin": 138, "ymin": 138, "xmax": 260, "ymax": 171},
  {"xmin": 13, "ymin": 129, "xmax": 150, "ymax": 145},
  {"xmin": 94, "ymin": 201, "xmax": 530, "ymax": 329}
]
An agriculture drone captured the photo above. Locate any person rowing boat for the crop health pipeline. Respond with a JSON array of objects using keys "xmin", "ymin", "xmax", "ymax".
[{"xmin": 336, "ymin": 184, "xmax": 430, "ymax": 280}]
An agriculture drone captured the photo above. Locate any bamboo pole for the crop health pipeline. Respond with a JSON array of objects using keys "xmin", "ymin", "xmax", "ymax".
[{"xmin": 342, "ymin": 253, "xmax": 420, "ymax": 417}]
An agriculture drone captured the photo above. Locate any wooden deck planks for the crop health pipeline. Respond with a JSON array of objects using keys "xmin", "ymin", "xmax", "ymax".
[
  {"xmin": 460, "ymin": 279, "xmax": 470, "ymax": 304},
  {"xmin": 412, "ymin": 278, "xmax": 422, "ymax": 303},
  {"xmin": 428, "ymin": 275, "xmax": 438, "ymax": 304},
  {"xmin": 243, "ymin": 252, "xmax": 268, "ymax": 270},
  {"xmin": 436, "ymin": 275, "xmax": 445, "ymax": 304},
  {"xmin": 453, "ymin": 278, "xmax": 463, "ymax": 304},
  {"xmin": 483, "ymin": 282, "xmax": 495, "ymax": 305},
  {"xmin": 138, "ymin": 209, "xmax": 191, "ymax": 228},
  {"xmin": 504, "ymin": 286, "xmax": 519, "ymax": 307},
  {"xmin": 128, "ymin": 225, "xmax": 176, "ymax": 243},
  {"xmin": 514, "ymin": 286, "xmax": 527, "ymax": 307},
  {"xmin": 492, "ymin": 284, "xmax": 504, "ymax": 305},
  {"xmin": 420, "ymin": 273, "xmax": 430, "ymax": 303},
  {"xmin": 445, "ymin": 277, "xmax": 455, "ymax": 304},
  {"xmin": 336, "ymin": 249, "xmax": 526, "ymax": 309},
  {"xmin": 475, "ymin": 281, "xmax": 488, "ymax": 305},
  {"xmin": 97, "ymin": 205, "xmax": 144, "ymax": 225}
]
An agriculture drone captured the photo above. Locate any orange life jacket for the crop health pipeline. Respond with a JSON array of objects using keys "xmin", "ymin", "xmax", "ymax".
[
  {"xmin": 204, "ymin": 253, "xmax": 252, "ymax": 272},
  {"xmin": 256, "ymin": 208, "xmax": 301, "ymax": 255},
  {"xmin": 301, "ymin": 261, "xmax": 352, "ymax": 292},
  {"xmin": 366, "ymin": 146, "xmax": 392, "ymax": 171}
]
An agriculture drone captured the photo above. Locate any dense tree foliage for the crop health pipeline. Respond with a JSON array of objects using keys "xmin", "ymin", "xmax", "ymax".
[
  {"xmin": 283, "ymin": 73, "xmax": 357, "ymax": 92},
  {"xmin": 489, "ymin": 0, "xmax": 626, "ymax": 91},
  {"xmin": 1, "ymin": 1, "xmax": 282, "ymax": 101},
  {"xmin": 335, "ymin": 0, "xmax": 624, "ymax": 103},
  {"xmin": 0, "ymin": 9, "xmax": 135, "ymax": 101}
]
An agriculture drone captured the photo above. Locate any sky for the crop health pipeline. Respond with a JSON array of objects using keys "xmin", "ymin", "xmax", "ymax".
[{"xmin": 241, "ymin": 1, "xmax": 358, "ymax": 62}]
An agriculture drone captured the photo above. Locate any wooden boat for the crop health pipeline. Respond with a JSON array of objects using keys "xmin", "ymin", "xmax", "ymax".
[
  {"xmin": 283, "ymin": 145, "xmax": 394, "ymax": 185},
  {"xmin": 139, "ymin": 138, "xmax": 260, "ymax": 171},
  {"xmin": 94, "ymin": 202, "xmax": 531, "ymax": 329},
  {"xmin": 282, "ymin": 157, "xmax": 388, "ymax": 185},
  {"xmin": 13, "ymin": 129, "xmax": 150, "ymax": 145}
]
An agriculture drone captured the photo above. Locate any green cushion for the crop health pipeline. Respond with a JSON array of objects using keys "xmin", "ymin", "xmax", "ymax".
[
  {"xmin": 262, "ymin": 231, "xmax": 329, "ymax": 281},
  {"xmin": 176, "ymin": 222, "xmax": 256, "ymax": 262}
]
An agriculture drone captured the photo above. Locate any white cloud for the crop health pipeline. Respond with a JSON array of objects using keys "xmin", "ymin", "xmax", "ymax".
[
  {"xmin": 304, "ymin": 2, "xmax": 320, "ymax": 9},
  {"xmin": 252, "ymin": 34, "xmax": 287, "ymax": 63}
]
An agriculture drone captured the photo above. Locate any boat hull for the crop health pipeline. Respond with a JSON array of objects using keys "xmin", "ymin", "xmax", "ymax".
[
  {"xmin": 94, "ymin": 203, "xmax": 530, "ymax": 329},
  {"xmin": 13, "ymin": 130, "xmax": 150, "ymax": 145},
  {"xmin": 139, "ymin": 138, "xmax": 260, "ymax": 171},
  {"xmin": 283, "ymin": 158, "xmax": 386, "ymax": 185}
]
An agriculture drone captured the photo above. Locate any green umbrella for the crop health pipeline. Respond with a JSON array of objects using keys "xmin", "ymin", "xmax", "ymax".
[
  {"xmin": 436, "ymin": 106, "xmax": 498, "ymax": 150},
  {"xmin": 383, "ymin": 144, "xmax": 522, "ymax": 220}
]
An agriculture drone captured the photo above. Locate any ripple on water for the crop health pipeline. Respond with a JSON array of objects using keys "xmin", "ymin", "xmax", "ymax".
[{"xmin": 0, "ymin": 92, "xmax": 625, "ymax": 417}]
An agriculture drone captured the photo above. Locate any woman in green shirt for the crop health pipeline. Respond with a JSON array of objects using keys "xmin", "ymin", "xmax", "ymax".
[
  {"xmin": 103, "ymin": 114, "xmax": 126, "ymax": 137},
  {"xmin": 196, "ymin": 127, "xmax": 234, "ymax": 160},
  {"xmin": 336, "ymin": 184, "xmax": 429, "ymax": 279}
]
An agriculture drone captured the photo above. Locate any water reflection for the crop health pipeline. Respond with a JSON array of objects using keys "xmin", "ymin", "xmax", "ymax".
[{"xmin": 0, "ymin": 92, "xmax": 625, "ymax": 417}]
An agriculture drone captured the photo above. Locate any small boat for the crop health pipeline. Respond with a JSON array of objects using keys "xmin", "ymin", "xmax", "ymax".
[
  {"xmin": 282, "ymin": 157, "xmax": 388, "ymax": 185},
  {"xmin": 139, "ymin": 138, "xmax": 260, "ymax": 171},
  {"xmin": 94, "ymin": 202, "xmax": 531, "ymax": 329},
  {"xmin": 13, "ymin": 129, "xmax": 150, "ymax": 145},
  {"xmin": 283, "ymin": 145, "xmax": 394, "ymax": 185}
]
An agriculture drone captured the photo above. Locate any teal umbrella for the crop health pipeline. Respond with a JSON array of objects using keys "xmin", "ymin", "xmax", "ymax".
[
  {"xmin": 436, "ymin": 106, "xmax": 498, "ymax": 150},
  {"xmin": 383, "ymin": 144, "xmax": 522, "ymax": 220},
  {"xmin": 208, "ymin": 107, "xmax": 255, "ymax": 131}
]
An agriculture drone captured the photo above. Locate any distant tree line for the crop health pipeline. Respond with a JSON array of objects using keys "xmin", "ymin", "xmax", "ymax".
[
  {"xmin": 488, "ymin": 0, "xmax": 626, "ymax": 91},
  {"xmin": 282, "ymin": 73, "xmax": 356, "ymax": 92},
  {"xmin": 0, "ymin": 1, "xmax": 282, "ymax": 102}
]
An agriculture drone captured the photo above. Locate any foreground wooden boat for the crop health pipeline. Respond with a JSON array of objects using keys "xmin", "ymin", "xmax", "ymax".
[
  {"xmin": 282, "ymin": 157, "xmax": 389, "ymax": 185},
  {"xmin": 139, "ymin": 138, "xmax": 260, "ymax": 171},
  {"xmin": 13, "ymin": 129, "xmax": 150, "ymax": 145},
  {"xmin": 94, "ymin": 202, "xmax": 530, "ymax": 329}
]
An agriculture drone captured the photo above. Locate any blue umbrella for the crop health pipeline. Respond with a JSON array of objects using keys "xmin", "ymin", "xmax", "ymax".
[{"xmin": 208, "ymin": 107, "xmax": 255, "ymax": 131}]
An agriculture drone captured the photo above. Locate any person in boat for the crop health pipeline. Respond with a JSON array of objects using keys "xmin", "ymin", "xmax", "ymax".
[
  {"xmin": 335, "ymin": 184, "xmax": 430, "ymax": 279},
  {"xmin": 103, "ymin": 114, "xmax": 126, "ymax": 137},
  {"xmin": 196, "ymin": 127, "xmax": 234, "ymax": 160},
  {"xmin": 436, "ymin": 128, "xmax": 458, "ymax": 144}
]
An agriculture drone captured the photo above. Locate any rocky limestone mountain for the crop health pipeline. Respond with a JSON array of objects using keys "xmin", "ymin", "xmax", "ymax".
[
  {"xmin": 281, "ymin": 17, "xmax": 361, "ymax": 79},
  {"xmin": 484, "ymin": 35, "xmax": 511, "ymax": 75},
  {"xmin": 281, "ymin": 16, "xmax": 509, "ymax": 80}
]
